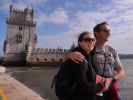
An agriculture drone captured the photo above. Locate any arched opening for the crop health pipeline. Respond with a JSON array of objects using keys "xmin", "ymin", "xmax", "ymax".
[
  {"xmin": 44, "ymin": 58, "xmax": 47, "ymax": 62},
  {"xmin": 36, "ymin": 58, "xmax": 39, "ymax": 62},
  {"xmin": 59, "ymin": 58, "xmax": 63, "ymax": 62},
  {"xmin": 51, "ymin": 58, "xmax": 55, "ymax": 62},
  {"xmin": 19, "ymin": 26, "xmax": 22, "ymax": 31}
]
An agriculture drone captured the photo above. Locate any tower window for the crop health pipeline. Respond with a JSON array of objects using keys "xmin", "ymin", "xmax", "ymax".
[
  {"xmin": 16, "ymin": 34, "xmax": 22, "ymax": 43},
  {"xmin": 19, "ymin": 26, "xmax": 22, "ymax": 31},
  {"xmin": 59, "ymin": 58, "xmax": 63, "ymax": 62},
  {"xmin": 36, "ymin": 58, "xmax": 39, "ymax": 62},
  {"xmin": 51, "ymin": 58, "xmax": 55, "ymax": 62},
  {"xmin": 44, "ymin": 58, "xmax": 47, "ymax": 62}
]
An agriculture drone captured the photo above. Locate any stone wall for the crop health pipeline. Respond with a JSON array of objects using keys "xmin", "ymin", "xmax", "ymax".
[{"xmin": 27, "ymin": 48, "xmax": 68, "ymax": 65}]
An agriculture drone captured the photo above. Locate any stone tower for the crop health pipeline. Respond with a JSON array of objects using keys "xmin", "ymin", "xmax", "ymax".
[{"xmin": 3, "ymin": 5, "xmax": 37, "ymax": 65}]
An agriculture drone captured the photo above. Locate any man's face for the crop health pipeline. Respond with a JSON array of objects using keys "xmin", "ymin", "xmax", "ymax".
[
  {"xmin": 96, "ymin": 24, "xmax": 111, "ymax": 42},
  {"xmin": 79, "ymin": 34, "xmax": 96, "ymax": 53}
]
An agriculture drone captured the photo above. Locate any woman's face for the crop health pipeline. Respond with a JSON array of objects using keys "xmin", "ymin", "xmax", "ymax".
[{"xmin": 79, "ymin": 33, "xmax": 96, "ymax": 53}]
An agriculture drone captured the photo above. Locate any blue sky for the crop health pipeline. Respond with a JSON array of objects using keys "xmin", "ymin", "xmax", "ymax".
[{"xmin": 0, "ymin": 0, "xmax": 133, "ymax": 55}]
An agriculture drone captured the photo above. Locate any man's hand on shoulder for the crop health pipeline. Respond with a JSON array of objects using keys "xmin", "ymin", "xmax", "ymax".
[{"xmin": 66, "ymin": 51, "xmax": 85, "ymax": 63}]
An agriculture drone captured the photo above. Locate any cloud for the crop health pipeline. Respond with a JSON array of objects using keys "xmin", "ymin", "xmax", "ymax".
[
  {"xmin": 25, "ymin": 0, "xmax": 47, "ymax": 6},
  {"xmin": 37, "ymin": 33, "xmax": 75, "ymax": 49},
  {"xmin": 14, "ymin": 0, "xmax": 47, "ymax": 8},
  {"xmin": 113, "ymin": 0, "xmax": 133, "ymax": 9},
  {"xmin": 69, "ymin": 11, "xmax": 107, "ymax": 32},
  {"xmin": 0, "ymin": 40, "xmax": 4, "ymax": 56},
  {"xmin": 65, "ymin": 10, "xmax": 117, "ymax": 39},
  {"xmin": 109, "ymin": 34, "xmax": 133, "ymax": 54},
  {"xmin": 46, "ymin": 8, "xmax": 68, "ymax": 24},
  {"xmin": 0, "ymin": 0, "xmax": 11, "ymax": 11},
  {"xmin": 37, "ymin": 8, "xmax": 69, "ymax": 27}
]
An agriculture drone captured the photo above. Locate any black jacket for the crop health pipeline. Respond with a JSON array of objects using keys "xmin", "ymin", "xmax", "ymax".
[{"xmin": 55, "ymin": 47, "xmax": 96, "ymax": 100}]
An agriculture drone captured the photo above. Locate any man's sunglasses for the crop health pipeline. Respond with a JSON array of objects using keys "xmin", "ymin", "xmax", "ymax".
[
  {"xmin": 100, "ymin": 29, "xmax": 110, "ymax": 33},
  {"xmin": 82, "ymin": 38, "xmax": 96, "ymax": 42}
]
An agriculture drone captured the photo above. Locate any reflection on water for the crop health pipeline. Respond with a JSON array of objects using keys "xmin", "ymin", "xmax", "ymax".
[
  {"xmin": 120, "ymin": 59, "xmax": 133, "ymax": 100},
  {"xmin": 7, "ymin": 59, "xmax": 133, "ymax": 100}
]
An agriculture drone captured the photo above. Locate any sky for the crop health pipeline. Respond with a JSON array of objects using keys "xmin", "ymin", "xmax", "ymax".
[{"xmin": 0, "ymin": 0, "xmax": 133, "ymax": 55}]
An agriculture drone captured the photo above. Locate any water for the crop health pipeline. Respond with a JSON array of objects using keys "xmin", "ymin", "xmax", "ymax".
[
  {"xmin": 7, "ymin": 59, "xmax": 133, "ymax": 100},
  {"xmin": 119, "ymin": 59, "xmax": 133, "ymax": 100}
]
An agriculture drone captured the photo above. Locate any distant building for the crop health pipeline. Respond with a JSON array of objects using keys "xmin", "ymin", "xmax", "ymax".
[{"xmin": 3, "ymin": 5, "xmax": 68, "ymax": 65}]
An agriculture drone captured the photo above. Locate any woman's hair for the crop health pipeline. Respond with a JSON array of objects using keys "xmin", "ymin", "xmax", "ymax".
[{"xmin": 78, "ymin": 31, "xmax": 92, "ymax": 42}]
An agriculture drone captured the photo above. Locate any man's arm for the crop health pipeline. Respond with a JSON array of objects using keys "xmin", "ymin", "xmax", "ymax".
[
  {"xmin": 113, "ymin": 51, "xmax": 125, "ymax": 80},
  {"xmin": 113, "ymin": 64, "xmax": 125, "ymax": 81},
  {"xmin": 65, "ymin": 51, "xmax": 85, "ymax": 63},
  {"xmin": 103, "ymin": 51, "xmax": 125, "ymax": 91}
]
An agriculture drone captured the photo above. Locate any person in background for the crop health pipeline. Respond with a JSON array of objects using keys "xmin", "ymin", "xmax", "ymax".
[
  {"xmin": 66, "ymin": 22, "xmax": 125, "ymax": 100},
  {"xmin": 55, "ymin": 31, "xmax": 96, "ymax": 100}
]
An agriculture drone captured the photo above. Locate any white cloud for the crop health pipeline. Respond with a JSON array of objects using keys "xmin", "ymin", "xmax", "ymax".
[
  {"xmin": 67, "ymin": 10, "xmax": 111, "ymax": 39},
  {"xmin": 37, "ymin": 8, "xmax": 69, "ymax": 26},
  {"xmin": 113, "ymin": 0, "xmax": 133, "ymax": 7},
  {"xmin": 0, "ymin": 40, "xmax": 4, "ymax": 56},
  {"xmin": 37, "ymin": 33, "xmax": 76, "ymax": 49},
  {"xmin": 112, "ymin": 0, "xmax": 133, "ymax": 12},
  {"xmin": 26, "ymin": 0, "xmax": 47, "ymax": 6},
  {"xmin": 0, "ymin": 0, "xmax": 11, "ymax": 11},
  {"xmin": 47, "ymin": 8, "xmax": 68, "ymax": 24},
  {"xmin": 109, "ymin": 34, "xmax": 133, "ymax": 54},
  {"xmin": 65, "ymin": 2, "xmax": 75, "ymax": 9},
  {"xmin": 14, "ymin": 0, "xmax": 47, "ymax": 8}
]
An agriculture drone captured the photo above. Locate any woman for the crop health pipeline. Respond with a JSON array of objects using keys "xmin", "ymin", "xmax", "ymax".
[{"xmin": 55, "ymin": 31, "xmax": 96, "ymax": 100}]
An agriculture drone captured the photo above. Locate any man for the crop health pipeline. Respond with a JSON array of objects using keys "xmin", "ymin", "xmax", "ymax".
[{"xmin": 66, "ymin": 22, "xmax": 125, "ymax": 100}]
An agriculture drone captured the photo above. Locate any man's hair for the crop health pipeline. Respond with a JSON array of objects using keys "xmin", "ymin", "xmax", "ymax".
[
  {"xmin": 93, "ymin": 21, "xmax": 109, "ymax": 36},
  {"xmin": 78, "ymin": 31, "xmax": 92, "ymax": 42}
]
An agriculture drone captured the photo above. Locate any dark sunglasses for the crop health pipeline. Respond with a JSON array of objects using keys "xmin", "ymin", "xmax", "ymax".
[{"xmin": 82, "ymin": 38, "xmax": 96, "ymax": 42}]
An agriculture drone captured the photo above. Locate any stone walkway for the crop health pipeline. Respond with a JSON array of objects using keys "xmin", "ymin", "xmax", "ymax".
[{"xmin": 0, "ymin": 73, "xmax": 44, "ymax": 100}]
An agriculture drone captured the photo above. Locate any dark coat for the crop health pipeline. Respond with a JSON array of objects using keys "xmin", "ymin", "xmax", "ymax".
[{"xmin": 55, "ymin": 47, "xmax": 96, "ymax": 100}]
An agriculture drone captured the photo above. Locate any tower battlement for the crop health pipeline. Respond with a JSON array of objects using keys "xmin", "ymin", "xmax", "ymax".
[{"xmin": 7, "ymin": 5, "xmax": 36, "ymax": 26}]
